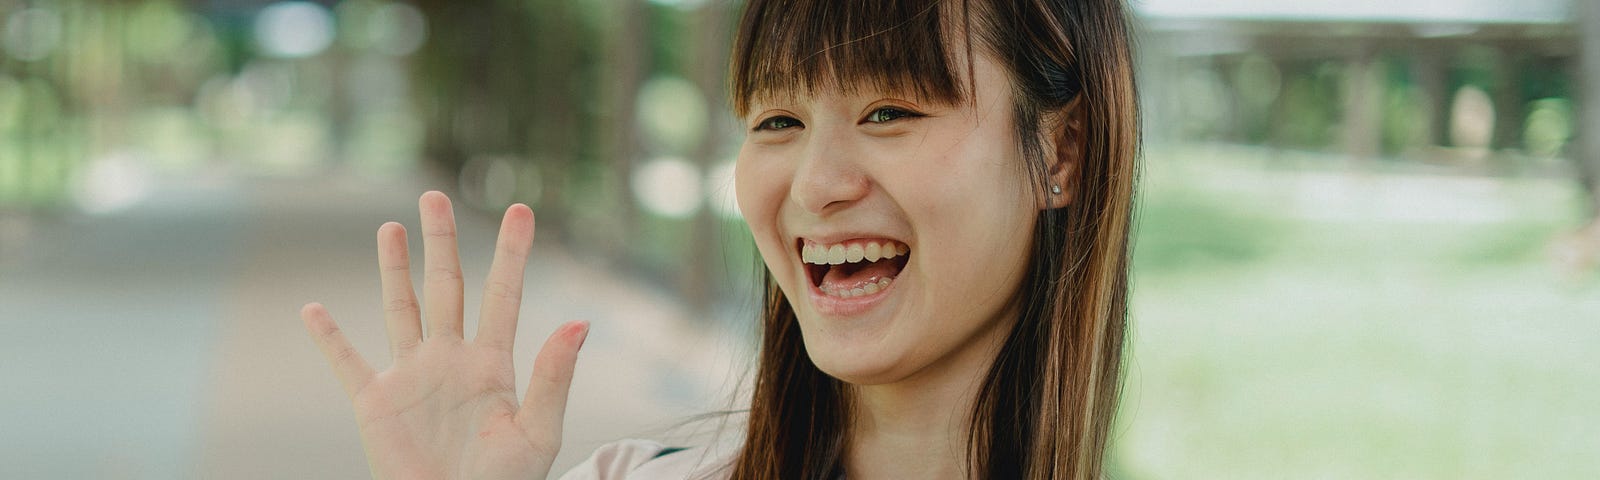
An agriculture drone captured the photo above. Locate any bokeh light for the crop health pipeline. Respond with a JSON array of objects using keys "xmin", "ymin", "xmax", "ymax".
[
  {"xmin": 367, "ymin": 3, "xmax": 427, "ymax": 57},
  {"xmin": 636, "ymin": 75, "xmax": 708, "ymax": 155},
  {"xmin": 254, "ymin": 2, "xmax": 336, "ymax": 59},
  {"xmin": 126, "ymin": 2, "xmax": 198, "ymax": 62},
  {"xmin": 2, "ymin": 8, "xmax": 62, "ymax": 61},
  {"xmin": 459, "ymin": 154, "xmax": 521, "ymax": 209},
  {"xmin": 632, "ymin": 156, "xmax": 703, "ymax": 218},
  {"xmin": 72, "ymin": 152, "xmax": 155, "ymax": 215}
]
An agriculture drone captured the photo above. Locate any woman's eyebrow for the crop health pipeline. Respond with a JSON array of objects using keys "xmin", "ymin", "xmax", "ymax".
[{"xmin": 742, "ymin": 89, "xmax": 790, "ymax": 108}]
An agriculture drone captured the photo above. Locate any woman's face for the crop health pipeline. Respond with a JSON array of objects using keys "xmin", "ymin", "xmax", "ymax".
[{"xmin": 735, "ymin": 51, "xmax": 1040, "ymax": 385}]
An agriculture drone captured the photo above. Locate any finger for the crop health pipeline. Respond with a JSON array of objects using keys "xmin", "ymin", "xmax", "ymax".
[
  {"xmin": 301, "ymin": 303, "xmax": 376, "ymax": 398},
  {"xmin": 517, "ymin": 321, "xmax": 589, "ymax": 441},
  {"xmin": 474, "ymin": 204, "xmax": 535, "ymax": 351},
  {"xmin": 418, "ymin": 191, "xmax": 465, "ymax": 338},
  {"xmin": 377, "ymin": 222, "xmax": 424, "ymax": 359}
]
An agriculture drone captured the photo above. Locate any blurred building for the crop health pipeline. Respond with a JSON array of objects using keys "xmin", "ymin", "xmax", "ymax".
[{"xmin": 1136, "ymin": 0, "xmax": 1578, "ymax": 176}]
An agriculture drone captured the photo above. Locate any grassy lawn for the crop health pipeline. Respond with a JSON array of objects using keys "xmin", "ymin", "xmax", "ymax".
[{"xmin": 1113, "ymin": 145, "xmax": 1600, "ymax": 479}]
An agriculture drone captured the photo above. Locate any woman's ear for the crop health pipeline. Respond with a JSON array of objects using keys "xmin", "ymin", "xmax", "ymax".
[{"xmin": 1040, "ymin": 96, "xmax": 1084, "ymax": 211}]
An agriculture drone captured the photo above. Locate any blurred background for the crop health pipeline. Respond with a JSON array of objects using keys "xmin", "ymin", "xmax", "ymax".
[{"xmin": 0, "ymin": 0, "xmax": 1595, "ymax": 478}]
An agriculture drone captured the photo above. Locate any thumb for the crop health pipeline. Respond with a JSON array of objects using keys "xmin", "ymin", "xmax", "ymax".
[{"xmin": 517, "ymin": 320, "xmax": 589, "ymax": 445}]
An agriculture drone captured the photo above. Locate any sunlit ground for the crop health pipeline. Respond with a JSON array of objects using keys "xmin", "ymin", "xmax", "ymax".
[{"xmin": 1115, "ymin": 144, "xmax": 1598, "ymax": 478}]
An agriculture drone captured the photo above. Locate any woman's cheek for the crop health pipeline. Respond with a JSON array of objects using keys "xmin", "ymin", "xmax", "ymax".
[{"xmin": 734, "ymin": 152, "xmax": 792, "ymax": 269}]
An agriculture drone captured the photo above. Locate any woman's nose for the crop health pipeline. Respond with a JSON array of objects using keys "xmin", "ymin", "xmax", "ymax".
[{"xmin": 790, "ymin": 129, "xmax": 871, "ymax": 216}]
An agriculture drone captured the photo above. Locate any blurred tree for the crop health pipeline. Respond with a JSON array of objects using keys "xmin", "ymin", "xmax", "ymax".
[
  {"xmin": 594, "ymin": 0, "xmax": 649, "ymax": 262},
  {"xmin": 683, "ymin": 0, "xmax": 735, "ymax": 317},
  {"xmin": 406, "ymin": 0, "xmax": 743, "ymax": 317},
  {"xmin": 411, "ymin": 0, "xmax": 594, "ymax": 232}
]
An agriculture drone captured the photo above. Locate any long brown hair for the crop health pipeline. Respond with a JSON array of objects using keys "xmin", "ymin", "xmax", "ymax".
[{"xmin": 727, "ymin": 1, "xmax": 1140, "ymax": 478}]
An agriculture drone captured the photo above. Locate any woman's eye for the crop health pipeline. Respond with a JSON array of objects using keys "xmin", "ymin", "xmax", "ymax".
[
  {"xmin": 754, "ymin": 116, "xmax": 802, "ymax": 131},
  {"xmin": 864, "ymin": 107, "xmax": 920, "ymax": 124}
]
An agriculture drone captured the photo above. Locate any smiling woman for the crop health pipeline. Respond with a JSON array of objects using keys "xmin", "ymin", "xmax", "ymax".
[
  {"xmin": 726, "ymin": 1, "xmax": 1140, "ymax": 478},
  {"xmin": 302, "ymin": 0, "xmax": 1140, "ymax": 479}
]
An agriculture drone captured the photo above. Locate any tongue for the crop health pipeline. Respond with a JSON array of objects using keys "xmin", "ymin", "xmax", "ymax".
[{"xmin": 821, "ymin": 257, "xmax": 903, "ymax": 291}]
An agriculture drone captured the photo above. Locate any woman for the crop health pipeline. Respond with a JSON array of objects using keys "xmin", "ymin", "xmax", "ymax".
[{"xmin": 302, "ymin": 0, "xmax": 1139, "ymax": 478}]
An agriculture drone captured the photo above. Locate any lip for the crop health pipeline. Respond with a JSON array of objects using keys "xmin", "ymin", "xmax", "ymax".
[
  {"xmin": 805, "ymin": 272, "xmax": 902, "ymax": 317},
  {"xmin": 794, "ymin": 234, "xmax": 910, "ymax": 317}
]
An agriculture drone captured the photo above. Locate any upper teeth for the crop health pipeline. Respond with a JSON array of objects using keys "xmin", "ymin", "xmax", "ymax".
[{"xmin": 801, "ymin": 241, "xmax": 909, "ymax": 265}]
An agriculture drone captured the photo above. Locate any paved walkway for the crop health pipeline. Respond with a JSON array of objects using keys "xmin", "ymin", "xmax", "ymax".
[{"xmin": 0, "ymin": 171, "xmax": 745, "ymax": 479}]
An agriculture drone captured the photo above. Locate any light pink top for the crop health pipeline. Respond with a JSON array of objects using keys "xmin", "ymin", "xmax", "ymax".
[{"xmin": 558, "ymin": 439, "xmax": 734, "ymax": 480}]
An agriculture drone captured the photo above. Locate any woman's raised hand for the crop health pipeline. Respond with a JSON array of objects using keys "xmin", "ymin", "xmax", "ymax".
[{"xmin": 302, "ymin": 191, "xmax": 587, "ymax": 480}]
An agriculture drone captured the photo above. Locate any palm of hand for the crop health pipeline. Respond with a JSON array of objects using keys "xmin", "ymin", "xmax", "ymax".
[
  {"xmin": 303, "ymin": 192, "xmax": 587, "ymax": 480},
  {"xmin": 353, "ymin": 342, "xmax": 531, "ymax": 479}
]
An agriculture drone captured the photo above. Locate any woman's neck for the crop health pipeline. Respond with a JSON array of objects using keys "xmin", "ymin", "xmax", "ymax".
[
  {"xmin": 842, "ymin": 311, "xmax": 1017, "ymax": 480},
  {"xmin": 845, "ymin": 383, "xmax": 973, "ymax": 479}
]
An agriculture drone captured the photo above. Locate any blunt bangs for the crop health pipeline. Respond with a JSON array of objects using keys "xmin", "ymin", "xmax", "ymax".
[{"xmin": 730, "ymin": 0, "xmax": 969, "ymax": 116}]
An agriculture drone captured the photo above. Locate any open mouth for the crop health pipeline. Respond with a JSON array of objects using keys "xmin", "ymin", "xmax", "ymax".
[{"xmin": 799, "ymin": 239, "xmax": 911, "ymax": 298}]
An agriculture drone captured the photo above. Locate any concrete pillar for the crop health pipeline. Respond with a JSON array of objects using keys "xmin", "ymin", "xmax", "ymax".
[
  {"xmin": 1344, "ymin": 45, "xmax": 1382, "ymax": 162},
  {"xmin": 1411, "ymin": 44, "xmax": 1450, "ymax": 149},
  {"xmin": 1578, "ymin": 2, "xmax": 1600, "ymax": 214},
  {"xmin": 1489, "ymin": 48, "xmax": 1525, "ymax": 154}
]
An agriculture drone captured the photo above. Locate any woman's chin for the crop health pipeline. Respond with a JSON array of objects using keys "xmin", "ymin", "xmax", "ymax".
[{"xmin": 801, "ymin": 336, "xmax": 913, "ymax": 386}]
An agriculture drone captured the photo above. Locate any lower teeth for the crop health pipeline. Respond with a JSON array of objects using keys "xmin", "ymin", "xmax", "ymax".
[{"xmin": 821, "ymin": 276, "xmax": 894, "ymax": 298}]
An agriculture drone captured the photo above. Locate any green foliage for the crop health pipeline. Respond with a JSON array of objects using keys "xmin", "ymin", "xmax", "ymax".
[
  {"xmin": 1454, "ymin": 221, "xmax": 1566, "ymax": 265},
  {"xmin": 1133, "ymin": 192, "xmax": 1286, "ymax": 273},
  {"xmin": 1273, "ymin": 61, "xmax": 1343, "ymax": 149},
  {"xmin": 1380, "ymin": 57, "xmax": 1429, "ymax": 155},
  {"xmin": 1451, "ymin": 45, "xmax": 1503, "ymax": 92},
  {"xmin": 1523, "ymin": 97, "xmax": 1574, "ymax": 159}
]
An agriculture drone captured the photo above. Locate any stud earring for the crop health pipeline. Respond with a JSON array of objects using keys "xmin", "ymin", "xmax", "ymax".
[{"xmin": 1050, "ymin": 184, "xmax": 1062, "ymax": 195}]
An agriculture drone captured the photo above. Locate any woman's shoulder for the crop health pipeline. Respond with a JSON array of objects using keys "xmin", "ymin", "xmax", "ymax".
[{"xmin": 557, "ymin": 438, "xmax": 735, "ymax": 480}]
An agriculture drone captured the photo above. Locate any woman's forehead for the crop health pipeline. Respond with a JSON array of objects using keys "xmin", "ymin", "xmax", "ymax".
[
  {"xmin": 742, "ymin": 68, "xmax": 973, "ymax": 110},
  {"xmin": 730, "ymin": 0, "xmax": 976, "ymax": 115}
]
